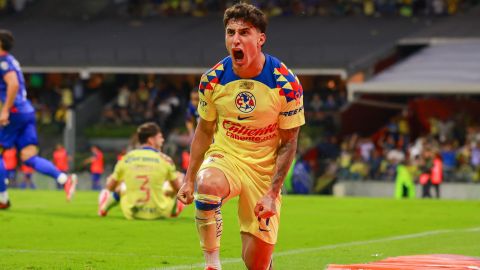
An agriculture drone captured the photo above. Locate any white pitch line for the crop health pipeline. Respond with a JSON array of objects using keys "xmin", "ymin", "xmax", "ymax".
[
  {"xmin": 0, "ymin": 249, "xmax": 199, "ymax": 260},
  {"xmin": 16, "ymin": 202, "xmax": 98, "ymax": 208},
  {"xmin": 155, "ymin": 226, "xmax": 480, "ymax": 270}
]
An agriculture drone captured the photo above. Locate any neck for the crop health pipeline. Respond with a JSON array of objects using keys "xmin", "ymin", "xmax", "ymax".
[
  {"xmin": 0, "ymin": 51, "xmax": 7, "ymax": 56},
  {"xmin": 233, "ymin": 52, "xmax": 265, "ymax": 79},
  {"xmin": 141, "ymin": 144, "xmax": 159, "ymax": 152}
]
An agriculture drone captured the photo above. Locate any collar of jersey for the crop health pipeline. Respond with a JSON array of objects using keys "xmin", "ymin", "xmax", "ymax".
[{"xmin": 141, "ymin": 146, "xmax": 159, "ymax": 152}]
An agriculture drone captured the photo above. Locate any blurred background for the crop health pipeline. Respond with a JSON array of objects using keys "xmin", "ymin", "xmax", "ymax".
[{"xmin": 1, "ymin": 0, "xmax": 480, "ymax": 198}]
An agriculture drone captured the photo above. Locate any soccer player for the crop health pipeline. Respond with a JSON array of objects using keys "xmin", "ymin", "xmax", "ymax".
[
  {"xmin": 98, "ymin": 122, "xmax": 185, "ymax": 220},
  {"xmin": 2, "ymin": 147, "xmax": 17, "ymax": 187},
  {"xmin": 177, "ymin": 3, "xmax": 305, "ymax": 270},
  {"xmin": 53, "ymin": 143, "xmax": 70, "ymax": 189},
  {"xmin": 19, "ymin": 163, "xmax": 35, "ymax": 189},
  {"xmin": 83, "ymin": 145, "xmax": 104, "ymax": 190},
  {"xmin": 0, "ymin": 29, "xmax": 76, "ymax": 209}
]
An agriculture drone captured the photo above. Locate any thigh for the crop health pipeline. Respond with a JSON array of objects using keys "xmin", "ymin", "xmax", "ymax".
[
  {"xmin": 241, "ymin": 232, "xmax": 274, "ymax": 270},
  {"xmin": 237, "ymin": 168, "xmax": 282, "ymax": 245},
  {"xmin": 13, "ymin": 113, "xmax": 38, "ymax": 150},
  {"xmin": 0, "ymin": 116, "xmax": 24, "ymax": 149},
  {"xmin": 198, "ymin": 152, "xmax": 242, "ymax": 201}
]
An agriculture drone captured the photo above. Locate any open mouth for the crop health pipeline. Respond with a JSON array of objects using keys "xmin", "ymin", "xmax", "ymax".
[{"xmin": 232, "ymin": 49, "xmax": 244, "ymax": 62}]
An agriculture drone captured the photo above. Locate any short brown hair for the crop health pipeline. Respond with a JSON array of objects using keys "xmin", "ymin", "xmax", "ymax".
[
  {"xmin": 223, "ymin": 3, "xmax": 267, "ymax": 33},
  {"xmin": 0, "ymin": 29, "xmax": 14, "ymax": 51},
  {"xmin": 137, "ymin": 122, "xmax": 161, "ymax": 144}
]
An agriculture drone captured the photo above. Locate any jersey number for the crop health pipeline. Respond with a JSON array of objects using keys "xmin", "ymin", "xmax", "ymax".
[{"xmin": 136, "ymin": 175, "xmax": 150, "ymax": 203}]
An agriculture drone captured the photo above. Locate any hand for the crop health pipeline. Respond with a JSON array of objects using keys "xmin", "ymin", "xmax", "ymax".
[
  {"xmin": 0, "ymin": 109, "xmax": 9, "ymax": 126},
  {"xmin": 177, "ymin": 181, "xmax": 195, "ymax": 204},
  {"xmin": 254, "ymin": 191, "xmax": 278, "ymax": 219}
]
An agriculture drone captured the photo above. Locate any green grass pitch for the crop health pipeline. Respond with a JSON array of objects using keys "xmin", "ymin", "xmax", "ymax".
[{"xmin": 1, "ymin": 190, "xmax": 479, "ymax": 269}]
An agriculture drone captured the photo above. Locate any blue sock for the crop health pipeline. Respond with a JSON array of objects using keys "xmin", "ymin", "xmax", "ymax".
[
  {"xmin": 0, "ymin": 159, "xmax": 7, "ymax": 192},
  {"xmin": 112, "ymin": 192, "xmax": 120, "ymax": 202},
  {"xmin": 24, "ymin": 156, "xmax": 61, "ymax": 180}
]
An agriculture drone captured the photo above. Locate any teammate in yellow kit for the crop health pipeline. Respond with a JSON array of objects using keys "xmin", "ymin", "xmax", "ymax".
[
  {"xmin": 98, "ymin": 122, "xmax": 184, "ymax": 220},
  {"xmin": 177, "ymin": 3, "xmax": 305, "ymax": 269}
]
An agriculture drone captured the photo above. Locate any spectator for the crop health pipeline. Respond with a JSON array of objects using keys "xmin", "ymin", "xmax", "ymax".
[
  {"xmin": 369, "ymin": 150, "xmax": 384, "ymax": 179},
  {"xmin": 323, "ymin": 94, "xmax": 337, "ymax": 111},
  {"xmin": 185, "ymin": 88, "xmax": 199, "ymax": 137},
  {"xmin": 419, "ymin": 146, "xmax": 435, "ymax": 198},
  {"xmin": 440, "ymin": 142, "xmax": 456, "ymax": 182},
  {"xmin": 116, "ymin": 84, "xmax": 131, "ymax": 124},
  {"xmin": 337, "ymin": 142, "xmax": 352, "ymax": 179},
  {"xmin": 292, "ymin": 159, "xmax": 313, "ymax": 194},
  {"xmin": 358, "ymin": 137, "xmax": 374, "ymax": 162},
  {"xmin": 438, "ymin": 117, "xmax": 455, "ymax": 143},
  {"xmin": 398, "ymin": 109, "xmax": 410, "ymax": 151},
  {"xmin": 349, "ymin": 153, "xmax": 368, "ymax": 180}
]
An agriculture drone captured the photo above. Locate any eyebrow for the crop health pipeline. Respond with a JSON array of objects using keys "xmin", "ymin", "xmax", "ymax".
[{"xmin": 226, "ymin": 26, "xmax": 253, "ymax": 32}]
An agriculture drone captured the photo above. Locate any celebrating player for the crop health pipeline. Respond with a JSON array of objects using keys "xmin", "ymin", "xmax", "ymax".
[
  {"xmin": 177, "ymin": 3, "xmax": 305, "ymax": 269},
  {"xmin": 98, "ymin": 122, "xmax": 184, "ymax": 220},
  {"xmin": 0, "ymin": 29, "xmax": 76, "ymax": 209}
]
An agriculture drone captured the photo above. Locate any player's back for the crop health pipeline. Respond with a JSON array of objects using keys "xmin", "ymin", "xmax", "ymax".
[
  {"xmin": 0, "ymin": 54, "xmax": 33, "ymax": 114},
  {"xmin": 117, "ymin": 147, "xmax": 177, "ymax": 220}
]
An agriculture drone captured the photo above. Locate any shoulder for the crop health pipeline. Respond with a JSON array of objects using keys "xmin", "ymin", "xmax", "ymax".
[
  {"xmin": 158, "ymin": 152, "xmax": 175, "ymax": 166},
  {"xmin": 0, "ymin": 55, "xmax": 12, "ymax": 74},
  {"xmin": 199, "ymin": 57, "xmax": 230, "ymax": 95},
  {"xmin": 269, "ymin": 55, "xmax": 303, "ymax": 103}
]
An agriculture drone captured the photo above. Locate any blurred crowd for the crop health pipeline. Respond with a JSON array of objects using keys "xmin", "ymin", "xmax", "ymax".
[
  {"xmin": 336, "ymin": 110, "xmax": 480, "ymax": 183},
  {"xmin": 23, "ymin": 73, "xmax": 84, "ymax": 128},
  {"xmin": 0, "ymin": 0, "xmax": 32, "ymax": 15},
  {"xmin": 101, "ymin": 75, "xmax": 193, "ymax": 134},
  {"xmin": 2, "ymin": 0, "xmax": 477, "ymax": 18},
  {"xmin": 121, "ymin": 0, "xmax": 477, "ymax": 18}
]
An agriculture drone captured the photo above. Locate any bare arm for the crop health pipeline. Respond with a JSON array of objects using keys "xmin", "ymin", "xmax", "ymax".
[
  {"xmin": 254, "ymin": 126, "xmax": 300, "ymax": 218},
  {"xmin": 170, "ymin": 171, "xmax": 185, "ymax": 193},
  {"xmin": 0, "ymin": 71, "xmax": 19, "ymax": 125},
  {"xmin": 105, "ymin": 174, "xmax": 121, "ymax": 192},
  {"xmin": 177, "ymin": 117, "xmax": 216, "ymax": 204},
  {"xmin": 184, "ymin": 118, "xmax": 216, "ymax": 185},
  {"xmin": 269, "ymin": 126, "xmax": 300, "ymax": 196}
]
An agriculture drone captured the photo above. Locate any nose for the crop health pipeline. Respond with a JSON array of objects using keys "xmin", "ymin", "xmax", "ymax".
[{"xmin": 232, "ymin": 32, "xmax": 241, "ymax": 46}]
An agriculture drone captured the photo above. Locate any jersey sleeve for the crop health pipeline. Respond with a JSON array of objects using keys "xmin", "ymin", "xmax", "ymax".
[
  {"xmin": 166, "ymin": 163, "xmax": 177, "ymax": 182},
  {"xmin": 277, "ymin": 65, "xmax": 305, "ymax": 129},
  {"xmin": 0, "ymin": 59, "xmax": 15, "ymax": 77},
  {"xmin": 159, "ymin": 152, "xmax": 178, "ymax": 182},
  {"xmin": 198, "ymin": 62, "xmax": 224, "ymax": 121}
]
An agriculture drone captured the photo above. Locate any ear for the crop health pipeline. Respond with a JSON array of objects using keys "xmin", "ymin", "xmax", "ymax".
[
  {"xmin": 258, "ymin": 33, "xmax": 266, "ymax": 47},
  {"xmin": 147, "ymin": 136, "xmax": 155, "ymax": 146}
]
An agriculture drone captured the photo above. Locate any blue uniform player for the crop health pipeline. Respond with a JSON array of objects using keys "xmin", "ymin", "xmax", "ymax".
[{"xmin": 0, "ymin": 29, "xmax": 77, "ymax": 209}]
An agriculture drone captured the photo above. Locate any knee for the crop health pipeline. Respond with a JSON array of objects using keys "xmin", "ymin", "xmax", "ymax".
[
  {"xmin": 196, "ymin": 169, "xmax": 228, "ymax": 197},
  {"xmin": 20, "ymin": 145, "xmax": 38, "ymax": 161}
]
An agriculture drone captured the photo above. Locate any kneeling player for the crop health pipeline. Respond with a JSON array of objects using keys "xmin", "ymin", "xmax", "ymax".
[{"xmin": 98, "ymin": 122, "xmax": 184, "ymax": 219}]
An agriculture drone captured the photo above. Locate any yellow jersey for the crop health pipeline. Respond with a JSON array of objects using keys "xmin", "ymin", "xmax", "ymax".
[
  {"xmin": 198, "ymin": 54, "xmax": 305, "ymax": 176},
  {"xmin": 112, "ymin": 147, "xmax": 177, "ymax": 220}
]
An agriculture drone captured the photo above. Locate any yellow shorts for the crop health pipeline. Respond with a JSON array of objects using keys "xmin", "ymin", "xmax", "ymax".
[{"xmin": 199, "ymin": 151, "xmax": 281, "ymax": 245}]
